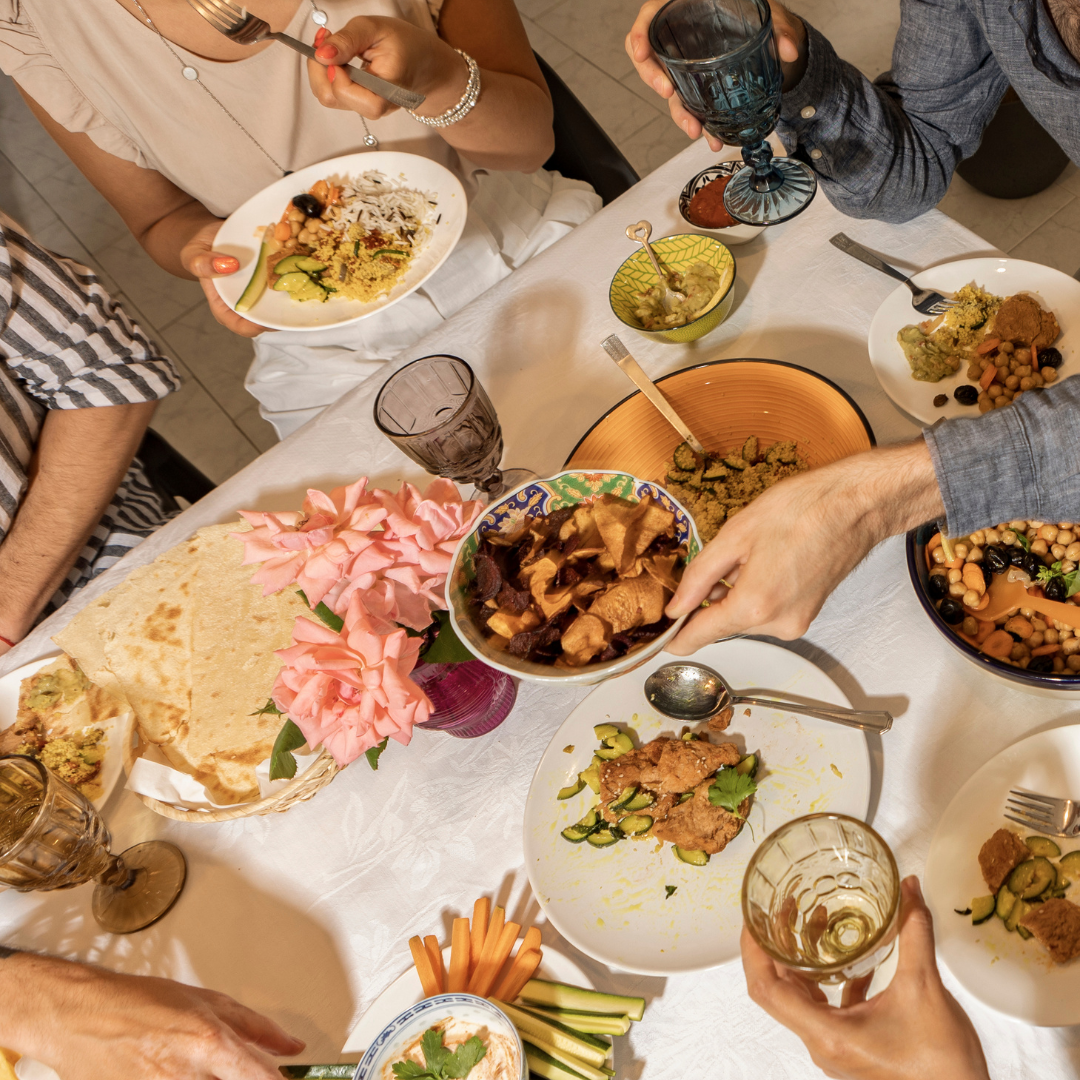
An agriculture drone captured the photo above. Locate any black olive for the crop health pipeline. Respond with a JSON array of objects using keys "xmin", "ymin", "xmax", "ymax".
[
  {"xmin": 1008, "ymin": 631, "xmax": 1023, "ymax": 642},
  {"xmin": 1009, "ymin": 546, "xmax": 1028, "ymax": 567},
  {"xmin": 1039, "ymin": 347, "xmax": 1063, "ymax": 369},
  {"xmin": 1044, "ymin": 576, "xmax": 1068, "ymax": 602},
  {"xmin": 983, "ymin": 544, "xmax": 1011, "ymax": 575},
  {"xmin": 938, "ymin": 598, "xmax": 964, "ymax": 624},
  {"xmin": 1028, "ymin": 655, "xmax": 1055, "ymax": 674},
  {"xmin": 928, "ymin": 573, "xmax": 949, "ymax": 599},
  {"xmin": 1020, "ymin": 552, "xmax": 1042, "ymax": 579},
  {"xmin": 954, "ymin": 384, "xmax": 979, "ymax": 406},
  {"xmin": 291, "ymin": 193, "xmax": 324, "ymax": 217}
]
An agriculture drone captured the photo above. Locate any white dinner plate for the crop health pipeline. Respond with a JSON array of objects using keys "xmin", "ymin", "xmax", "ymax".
[
  {"xmin": 342, "ymin": 944, "xmax": 596, "ymax": 1055},
  {"xmin": 867, "ymin": 257, "xmax": 1080, "ymax": 425},
  {"xmin": 212, "ymin": 151, "xmax": 467, "ymax": 332},
  {"xmin": 523, "ymin": 638, "xmax": 872, "ymax": 975},
  {"xmin": 0, "ymin": 655, "xmax": 129, "ymax": 810},
  {"xmin": 924, "ymin": 724, "xmax": 1080, "ymax": 1026}
]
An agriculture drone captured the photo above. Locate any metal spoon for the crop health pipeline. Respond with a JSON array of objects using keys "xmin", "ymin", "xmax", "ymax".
[
  {"xmin": 626, "ymin": 220, "xmax": 685, "ymax": 312},
  {"xmin": 644, "ymin": 661, "xmax": 893, "ymax": 733}
]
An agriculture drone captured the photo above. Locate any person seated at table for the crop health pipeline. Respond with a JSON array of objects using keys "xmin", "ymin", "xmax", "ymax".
[
  {"xmin": 742, "ymin": 876, "xmax": 991, "ymax": 1080},
  {"xmin": 0, "ymin": 0, "xmax": 601, "ymax": 439},
  {"xmin": 0, "ymin": 213, "xmax": 179, "ymax": 658},
  {"xmin": 0, "ymin": 944, "xmax": 303, "ymax": 1079},
  {"xmin": 626, "ymin": 0, "xmax": 1079, "ymax": 222}
]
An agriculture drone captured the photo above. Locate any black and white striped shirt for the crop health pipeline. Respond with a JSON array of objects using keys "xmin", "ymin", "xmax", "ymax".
[{"xmin": 0, "ymin": 212, "xmax": 182, "ymax": 611}]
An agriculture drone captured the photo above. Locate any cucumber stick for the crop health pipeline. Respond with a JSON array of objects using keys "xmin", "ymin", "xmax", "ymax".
[
  {"xmin": 493, "ymin": 1001, "xmax": 609, "ymax": 1067},
  {"xmin": 519, "ymin": 978, "xmax": 646, "ymax": 1022},
  {"xmin": 523, "ymin": 1004, "xmax": 632, "ymax": 1036},
  {"xmin": 235, "ymin": 238, "xmax": 270, "ymax": 313},
  {"xmin": 519, "ymin": 1035, "xmax": 611, "ymax": 1080},
  {"xmin": 524, "ymin": 1044, "xmax": 595, "ymax": 1080}
]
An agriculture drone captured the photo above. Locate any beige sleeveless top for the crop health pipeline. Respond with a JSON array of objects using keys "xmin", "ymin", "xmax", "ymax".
[{"xmin": 0, "ymin": 0, "xmax": 459, "ymax": 217}]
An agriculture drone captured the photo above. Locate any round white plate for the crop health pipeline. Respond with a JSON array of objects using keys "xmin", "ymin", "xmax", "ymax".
[
  {"xmin": 342, "ymin": 945, "xmax": 596, "ymax": 1055},
  {"xmin": 0, "ymin": 655, "xmax": 130, "ymax": 810},
  {"xmin": 523, "ymin": 638, "xmax": 872, "ymax": 975},
  {"xmin": 212, "ymin": 151, "xmax": 467, "ymax": 332},
  {"xmin": 924, "ymin": 724, "xmax": 1080, "ymax": 1026},
  {"xmin": 867, "ymin": 257, "xmax": 1080, "ymax": 425}
]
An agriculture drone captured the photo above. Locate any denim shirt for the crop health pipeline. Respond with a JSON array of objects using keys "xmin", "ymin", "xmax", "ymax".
[{"xmin": 778, "ymin": 0, "xmax": 1080, "ymax": 222}]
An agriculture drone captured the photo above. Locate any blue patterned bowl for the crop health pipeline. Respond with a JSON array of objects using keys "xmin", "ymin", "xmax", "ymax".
[
  {"xmin": 353, "ymin": 993, "xmax": 525, "ymax": 1080},
  {"xmin": 448, "ymin": 470, "xmax": 702, "ymax": 686}
]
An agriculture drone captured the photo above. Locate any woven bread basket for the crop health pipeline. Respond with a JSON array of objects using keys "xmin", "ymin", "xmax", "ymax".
[{"xmin": 122, "ymin": 726, "xmax": 341, "ymax": 823}]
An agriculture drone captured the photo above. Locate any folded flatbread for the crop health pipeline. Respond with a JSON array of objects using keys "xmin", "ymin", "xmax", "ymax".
[{"xmin": 55, "ymin": 523, "xmax": 319, "ymax": 804}]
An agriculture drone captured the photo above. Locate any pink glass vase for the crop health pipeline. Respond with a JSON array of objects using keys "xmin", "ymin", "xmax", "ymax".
[{"xmin": 412, "ymin": 660, "xmax": 517, "ymax": 738}]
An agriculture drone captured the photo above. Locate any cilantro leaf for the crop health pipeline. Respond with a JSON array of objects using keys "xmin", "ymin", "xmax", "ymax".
[
  {"xmin": 421, "ymin": 1029, "xmax": 452, "ymax": 1076},
  {"xmin": 366, "ymin": 736, "xmax": 389, "ymax": 771},
  {"xmin": 665, "ymin": 885, "xmax": 677, "ymax": 899},
  {"xmin": 443, "ymin": 1036, "xmax": 486, "ymax": 1079},
  {"xmin": 249, "ymin": 698, "xmax": 282, "ymax": 717},
  {"xmin": 1037, "ymin": 564, "xmax": 1054, "ymax": 584},
  {"xmin": 269, "ymin": 718, "xmax": 306, "ymax": 781},
  {"xmin": 708, "ymin": 768, "xmax": 758, "ymax": 819},
  {"xmin": 392, "ymin": 1062, "xmax": 430, "ymax": 1080},
  {"xmin": 1014, "ymin": 531, "xmax": 1031, "ymax": 552},
  {"xmin": 1067, "ymin": 572, "xmax": 1080, "ymax": 598},
  {"xmin": 421, "ymin": 611, "xmax": 474, "ymax": 664}
]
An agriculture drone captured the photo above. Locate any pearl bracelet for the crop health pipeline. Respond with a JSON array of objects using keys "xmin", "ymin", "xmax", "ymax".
[{"xmin": 409, "ymin": 49, "xmax": 480, "ymax": 128}]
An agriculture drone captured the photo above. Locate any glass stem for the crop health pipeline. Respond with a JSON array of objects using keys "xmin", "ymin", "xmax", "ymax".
[
  {"xmin": 96, "ymin": 854, "xmax": 136, "ymax": 890},
  {"xmin": 742, "ymin": 140, "xmax": 783, "ymax": 193},
  {"xmin": 474, "ymin": 469, "xmax": 505, "ymax": 496}
]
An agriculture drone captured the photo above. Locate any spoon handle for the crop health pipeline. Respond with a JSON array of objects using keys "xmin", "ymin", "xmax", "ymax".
[{"xmin": 730, "ymin": 694, "xmax": 893, "ymax": 733}]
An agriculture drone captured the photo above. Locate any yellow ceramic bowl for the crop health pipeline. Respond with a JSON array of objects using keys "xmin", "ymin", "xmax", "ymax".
[{"xmin": 609, "ymin": 234, "xmax": 736, "ymax": 345}]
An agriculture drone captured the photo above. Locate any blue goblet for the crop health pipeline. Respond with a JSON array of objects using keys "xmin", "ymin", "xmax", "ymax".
[{"xmin": 649, "ymin": 0, "xmax": 817, "ymax": 225}]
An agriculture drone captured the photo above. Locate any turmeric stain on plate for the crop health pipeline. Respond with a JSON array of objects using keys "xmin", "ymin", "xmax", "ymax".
[{"xmin": 831, "ymin": 763, "xmax": 843, "ymax": 778}]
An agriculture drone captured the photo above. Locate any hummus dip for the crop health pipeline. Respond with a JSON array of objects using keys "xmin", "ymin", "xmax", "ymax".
[{"xmin": 385, "ymin": 1017, "xmax": 520, "ymax": 1080}]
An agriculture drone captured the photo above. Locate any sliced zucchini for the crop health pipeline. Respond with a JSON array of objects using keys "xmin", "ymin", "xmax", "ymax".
[
  {"xmin": 580, "ymin": 761, "xmax": 601, "ymax": 795},
  {"xmin": 595, "ymin": 733, "xmax": 634, "ymax": 760},
  {"xmin": 523, "ymin": 1045, "xmax": 599, "ymax": 1080},
  {"xmin": 273, "ymin": 254, "xmax": 327, "ymax": 276},
  {"xmin": 518, "ymin": 979, "xmax": 647, "ymax": 1022},
  {"xmin": 557, "ymin": 777, "xmax": 586, "ymax": 800},
  {"xmin": 1005, "ymin": 897, "xmax": 1029, "ymax": 933},
  {"xmin": 561, "ymin": 808, "xmax": 601, "ymax": 843},
  {"xmin": 1017, "ymin": 925, "xmax": 1034, "ymax": 940},
  {"xmin": 522, "ymin": 1006, "xmax": 631, "ymax": 1037},
  {"xmin": 1007, "ymin": 860, "xmax": 1036, "ymax": 896},
  {"xmin": 618, "ymin": 815, "xmax": 653, "ymax": 835},
  {"xmin": 678, "ymin": 792, "xmax": 694, "ymax": 804},
  {"xmin": 624, "ymin": 791, "xmax": 654, "ymax": 811},
  {"xmin": 519, "ymin": 1038, "xmax": 610, "ymax": 1080},
  {"xmin": 1025, "ymin": 836, "xmax": 1062, "ymax": 858},
  {"xmin": 593, "ymin": 724, "xmax": 620, "ymax": 740},
  {"xmin": 735, "ymin": 753, "xmax": 758, "ymax": 777},
  {"xmin": 235, "ymin": 239, "xmax": 269, "ymax": 313},
  {"xmin": 674, "ymin": 846, "xmax": 710, "ymax": 866},
  {"xmin": 495, "ymin": 1002, "xmax": 611, "ymax": 1068},
  {"xmin": 995, "ymin": 885, "xmax": 1016, "ymax": 921},
  {"xmin": 587, "ymin": 828, "xmax": 621, "ymax": 848},
  {"xmin": 971, "ymin": 895, "xmax": 996, "ymax": 925},
  {"xmin": 608, "ymin": 785, "xmax": 637, "ymax": 812},
  {"xmin": 1022, "ymin": 856, "xmax": 1056, "ymax": 899},
  {"xmin": 1059, "ymin": 851, "xmax": 1080, "ymax": 875},
  {"xmin": 272, "ymin": 271, "xmax": 327, "ymax": 302},
  {"xmin": 680, "ymin": 731, "xmax": 700, "ymax": 742}
]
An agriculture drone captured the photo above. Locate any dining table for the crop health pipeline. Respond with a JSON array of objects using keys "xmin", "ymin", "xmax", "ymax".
[{"xmin": 2, "ymin": 135, "xmax": 1076, "ymax": 1080}]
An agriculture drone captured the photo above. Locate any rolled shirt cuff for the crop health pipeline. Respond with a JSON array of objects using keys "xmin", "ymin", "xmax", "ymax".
[{"xmin": 776, "ymin": 20, "xmax": 842, "ymax": 164}]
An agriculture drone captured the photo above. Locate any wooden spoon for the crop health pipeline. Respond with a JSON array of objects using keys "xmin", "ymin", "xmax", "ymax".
[{"xmin": 978, "ymin": 573, "xmax": 1080, "ymax": 628}]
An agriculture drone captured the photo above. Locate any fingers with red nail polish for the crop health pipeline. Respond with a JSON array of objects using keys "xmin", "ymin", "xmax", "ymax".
[
  {"xmin": 313, "ymin": 26, "xmax": 328, "ymax": 47},
  {"xmin": 315, "ymin": 43, "xmax": 337, "ymax": 60},
  {"xmin": 211, "ymin": 255, "xmax": 239, "ymax": 275},
  {"xmin": 326, "ymin": 64, "xmax": 336, "ymax": 83}
]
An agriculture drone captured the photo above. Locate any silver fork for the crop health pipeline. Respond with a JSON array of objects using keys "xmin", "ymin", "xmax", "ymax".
[
  {"xmin": 1005, "ymin": 788, "xmax": 1080, "ymax": 838},
  {"xmin": 186, "ymin": 0, "xmax": 425, "ymax": 110},
  {"xmin": 830, "ymin": 233, "xmax": 956, "ymax": 316}
]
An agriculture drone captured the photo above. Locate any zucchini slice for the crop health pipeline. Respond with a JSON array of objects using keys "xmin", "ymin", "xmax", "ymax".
[
  {"xmin": 1019, "ymin": 857, "xmax": 1056, "ymax": 899},
  {"xmin": 678, "ymin": 792, "xmax": 694, "ymax": 804},
  {"xmin": 674, "ymin": 846, "xmax": 710, "ymax": 866},
  {"xmin": 1017, "ymin": 925, "xmax": 1034, "ymax": 941},
  {"xmin": 624, "ymin": 791, "xmax": 655, "ymax": 811},
  {"xmin": 273, "ymin": 254, "xmax": 327, "ymax": 276},
  {"xmin": 595, "ymin": 733, "xmax": 634, "ymax": 760},
  {"xmin": 235, "ymin": 238, "xmax": 270, "ymax": 313},
  {"xmin": 971, "ymin": 895, "xmax": 996, "ymax": 925},
  {"xmin": 580, "ymin": 762, "xmax": 601, "ymax": 795},
  {"xmin": 608, "ymin": 785, "xmax": 637, "ymax": 812},
  {"xmin": 735, "ymin": 753, "xmax": 758, "ymax": 777},
  {"xmin": 587, "ymin": 828, "xmax": 621, "ymax": 848},
  {"xmin": 618, "ymin": 815, "xmax": 653, "ymax": 835},
  {"xmin": 561, "ymin": 808, "xmax": 602, "ymax": 843},
  {"xmin": 557, "ymin": 778, "xmax": 586, "ymax": 800},
  {"xmin": 523, "ymin": 1005, "xmax": 631, "ymax": 1037},
  {"xmin": 593, "ymin": 724, "xmax": 620, "ymax": 740},
  {"xmin": 272, "ymin": 270, "xmax": 327, "ymax": 302},
  {"xmin": 1005, "ymin": 897, "xmax": 1028, "ymax": 933},
  {"xmin": 1059, "ymin": 851, "xmax": 1080, "ymax": 875},
  {"xmin": 495, "ymin": 1002, "xmax": 610, "ymax": 1068},
  {"xmin": 518, "ymin": 979, "xmax": 647, "ymax": 1022},
  {"xmin": 519, "ymin": 1038, "xmax": 610, "ymax": 1080},
  {"xmin": 1025, "ymin": 836, "xmax": 1062, "ymax": 858},
  {"xmin": 1007, "ymin": 860, "xmax": 1036, "ymax": 896},
  {"xmin": 995, "ymin": 885, "xmax": 1017, "ymax": 921}
]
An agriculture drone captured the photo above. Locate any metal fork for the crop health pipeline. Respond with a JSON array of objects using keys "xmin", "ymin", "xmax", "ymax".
[
  {"xmin": 186, "ymin": 0, "xmax": 425, "ymax": 110},
  {"xmin": 830, "ymin": 233, "xmax": 956, "ymax": 316},
  {"xmin": 1005, "ymin": 788, "xmax": 1080, "ymax": 838}
]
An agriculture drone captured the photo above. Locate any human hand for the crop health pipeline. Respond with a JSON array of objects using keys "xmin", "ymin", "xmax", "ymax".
[
  {"xmin": 624, "ymin": 0, "xmax": 808, "ymax": 152},
  {"xmin": 741, "ymin": 876, "xmax": 990, "ymax": 1080},
  {"xmin": 180, "ymin": 219, "xmax": 265, "ymax": 339},
  {"xmin": 307, "ymin": 18, "xmax": 467, "ymax": 122},
  {"xmin": 2, "ymin": 953, "xmax": 304, "ymax": 1080}
]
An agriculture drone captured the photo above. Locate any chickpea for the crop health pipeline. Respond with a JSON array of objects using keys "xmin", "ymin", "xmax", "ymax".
[
  {"xmin": 1033, "ymin": 618, "xmax": 1048, "ymax": 632},
  {"xmin": 1020, "ymin": 377, "xmax": 1035, "ymax": 391},
  {"xmin": 955, "ymin": 542, "xmax": 970, "ymax": 559},
  {"xmin": 932, "ymin": 548, "xmax": 947, "ymax": 565},
  {"xmin": 949, "ymin": 582, "xmax": 967, "ymax": 598},
  {"xmin": 1021, "ymin": 606, "xmax": 1035, "ymax": 618},
  {"xmin": 1013, "ymin": 391, "xmax": 1024, "ymax": 401},
  {"xmin": 979, "ymin": 399, "xmax": 994, "ymax": 413},
  {"xmin": 1045, "ymin": 628, "xmax": 1061, "ymax": 645},
  {"xmin": 1002, "ymin": 389, "xmax": 1015, "ymax": 401},
  {"xmin": 969, "ymin": 530, "xmax": 986, "ymax": 546},
  {"xmin": 1016, "ymin": 364, "xmax": 1031, "ymax": 377},
  {"xmin": 947, "ymin": 567, "xmax": 963, "ymax": 584},
  {"xmin": 1031, "ymin": 372, "xmax": 1045, "ymax": 387},
  {"xmin": 1000, "ymin": 340, "xmax": 1014, "ymax": 353},
  {"xmin": 962, "ymin": 616, "xmax": 978, "ymax": 637},
  {"xmin": 1064, "ymin": 560, "xmax": 1078, "ymax": 575},
  {"xmin": 967, "ymin": 546, "xmax": 984, "ymax": 563},
  {"xmin": 1010, "ymin": 520, "xmax": 1029, "ymax": 532},
  {"xmin": 1054, "ymin": 657, "xmax": 1066, "ymax": 673},
  {"xmin": 1032, "ymin": 538, "xmax": 1049, "ymax": 556},
  {"xmin": 1005, "ymin": 374, "xmax": 1020, "ymax": 390},
  {"xmin": 289, "ymin": 220, "xmax": 302, "ymax": 237},
  {"xmin": 287, "ymin": 207, "xmax": 305, "ymax": 223},
  {"xmin": 967, "ymin": 364, "xmax": 981, "ymax": 381},
  {"xmin": 1064, "ymin": 637, "xmax": 1080, "ymax": 656},
  {"xmin": 1002, "ymin": 529, "xmax": 1018, "ymax": 545},
  {"xmin": 962, "ymin": 589, "xmax": 981, "ymax": 608},
  {"xmin": 1053, "ymin": 543, "xmax": 1067, "ymax": 560},
  {"xmin": 1044, "ymin": 367, "xmax": 1058, "ymax": 384},
  {"xmin": 979, "ymin": 357, "xmax": 992, "ymax": 371},
  {"xmin": 1068, "ymin": 655, "xmax": 1080, "ymax": 672},
  {"xmin": 1019, "ymin": 657, "xmax": 1031, "ymax": 669},
  {"xmin": 994, "ymin": 396, "xmax": 1010, "ymax": 408},
  {"xmin": 1029, "ymin": 631, "xmax": 1045, "ymax": 648},
  {"xmin": 297, "ymin": 229, "xmax": 314, "ymax": 246},
  {"xmin": 1068, "ymin": 542, "xmax": 1080, "ymax": 562},
  {"xmin": 1039, "ymin": 525, "xmax": 1060, "ymax": 543},
  {"xmin": 1011, "ymin": 643, "xmax": 1030, "ymax": 662},
  {"xmin": 1058, "ymin": 530, "xmax": 1076, "ymax": 546},
  {"xmin": 987, "ymin": 384, "xmax": 1002, "ymax": 399},
  {"xmin": 985, "ymin": 528, "xmax": 1001, "ymax": 544},
  {"xmin": 1045, "ymin": 553, "xmax": 1058, "ymax": 566}
]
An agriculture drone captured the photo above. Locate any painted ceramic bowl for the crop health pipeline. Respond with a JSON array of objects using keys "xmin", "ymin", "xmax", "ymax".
[
  {"xmin": 353, "ymin": 994, "xmax": 525, "ymax": 1080},
  {"xmin": 609, "ymin": 234, "xmax": 736, "ymax": 345},
  {"xmin": 448, "ymin": 471, "xmax": 702, "ymax": 686},
  {"xmin": 678, "ymin": 162, "xmax": 766, "ymax": 246}
]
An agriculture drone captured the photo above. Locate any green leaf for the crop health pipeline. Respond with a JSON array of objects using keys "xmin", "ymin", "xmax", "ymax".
[
  {"xmin": 1037, "ymin": 564, "xmax": 1054, "ymax": 584},
  {"xmin": 444, "ymin": 1037, "xmax": 486, "ymax": 1079},
  {"xmin": 421, "ymin": 611, "xmax": 474, "ymax": 664},
  {"xmin": 708, "ymin": 768, "xmax": 758, "ymax": 819},
  {"xmin": 269, "ymin": 719, "xmax": 306, "ymax": 781},
  {"xmin": 665, "ymin": 885, "xmax": 677, "ymax": 899},
  {"xmin": 391, "ymin": 1062, "xmax": 430, "ymax": 1080},
  {"xmin": 1067, "ymin": 572, "xmax": 1080, "ymax": 598},
  {"xmin": 297, "ymin": 589, "xmax": 345, "ymax": 633},
  {"xmin": 1014, "ymin": 531, "xmax": 1031, "ymax": 552},
  {"xmin": 421, "ymin": 1029, "xmax": 452, "ymax": 1076},
  {"xmin": 249, "ymin": 698, "xmax": 282, "ymax": 717},
  {"xmin": 366, "ymin": 736, "xmax": 389, "ymax": 771}
]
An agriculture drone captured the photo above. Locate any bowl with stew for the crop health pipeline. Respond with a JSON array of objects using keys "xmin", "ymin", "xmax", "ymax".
[{"xmin": 678, "ymin": 162, "xmax": 766, "ymax": 246}]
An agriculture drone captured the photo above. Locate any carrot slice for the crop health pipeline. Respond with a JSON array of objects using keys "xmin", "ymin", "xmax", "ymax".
[
  {"xmin": 928, "ymin": 532, "xmax": 943, "ymax": 553},
  {"xmin": 976, "ymin": 337, "xmax": 1000, "ymax": 355},
  {"xmin": 424, "ymin": 935, "xmax": 445, "ymax": 995},
  {"xmin": 410, "ymin": 936, "xmax": 440, "ymax": 999},
  {"xmin": 518, "ymin": 926, "xmax": 542, "ymax": 957},
  {"xmin": 980, "ymin": 630, "xmax": 1014, "ymax": 658},
  {"xmin": 470, "ymin": 898, "xmax": 491, "ymax": 977},
  {"xmin": 468, "ymin": 916, "xmax": 519, "ymax": 997},
  {"xmin": 962, "ymin": 563, "xmax": 986, "ymax": 595},
  {"xmin": 975, "ymin": 620, "xmax": 997, "ymax": 645},
  {"xmin": 979, "ymin": 364, "xmax": 997, "ymax": 391},
  {"xmin": 1031, "ymin": 643, "xmax": 1061, "ymax": 657},
  {"xmin": 1032, "ymin": 344, "xmax": 1040, "ymax": 371},
  {"xmin": 971, "ymin": 591, "xmax": 990, "ymax": 612},
  {"xmin": 492, "ymin": 948, "xmax": 543, "ymax": 1004},
  {"xmin": 448, "ymin": 918, "xmax": 471, "ymax": 992}
]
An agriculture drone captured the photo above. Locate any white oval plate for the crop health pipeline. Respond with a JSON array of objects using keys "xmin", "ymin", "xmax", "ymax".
[
  {"xmin": 867, "ymin": 257, "xmax": 1080, "ymax": 425},
  {"xmin": 342, "ymin": 945, "xmax": 596, "ymax": 1055},
  {"xmin": 0, "ymin": 655, "xmax": 130, "ymax": 810},
  {"xmin": 523, "ymin": 638, "xmax": 872, "ymax": 975},
  {"xmin": 924, "ymin": 724, "xmax": 1080, "ymax": 1026},
  {"xmin": 212, "ymin": 151, "xmax": 467, "ymax": 332}
]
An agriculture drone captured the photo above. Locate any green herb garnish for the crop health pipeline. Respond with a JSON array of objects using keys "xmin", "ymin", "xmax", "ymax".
[
  {"xmin": 366, "ymin": 736, "xmax": 389, "ymax": 771},
  {"xmin": 250, "ymin": 698, "xmax": 282, "ymax": 717},
  {"xmin": 392, "ymin": 1028, "xmax": 487, "ymax": 1080},
  {"xmin": 1036, "ymin": 561, "xmax": 1080, "ymax": 597},
  {"xmin": 269, "ymin": 718, "xmax": 306, "ymax": 781},
  {"xmin": 709, "ymin": 768, "xmax": 758, "ymax": 840},
  {"xmin": 373, "ymin": 248, "xmax": 409, "ymax": 257},
  {"xmin": 421, "ymin": 611, "xmax": 474, "ymax": 664},
  {"xmin": 1014, "ymin": 531, "xmax": 1031, "ymax": 552},
  {"xmin": 665, "ymin": 885, "xmax": 677, "ymax": 899}
]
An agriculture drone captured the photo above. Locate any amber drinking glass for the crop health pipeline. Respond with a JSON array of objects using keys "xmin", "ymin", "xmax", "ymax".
[
  {"xmin": 0, "ymin": 756, "xmax": 186, "ymax": 934},
  {"xmin": 742, "ymin": 813, "xmax": 900, "ymax": 984}
]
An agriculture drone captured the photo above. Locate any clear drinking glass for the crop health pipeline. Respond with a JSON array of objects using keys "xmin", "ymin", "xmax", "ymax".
[
  {"xmin": 649, "ymin": 0, "xmax": 817, "ymax": 225},
  {"xmin": 742, "ymin": 813, "xmax": 900, "ymax": 984},
  {"xmin": 0, "ymin": 756, "xmax": 186, "ymax": 934},
  {"xmin": 373, "ymin": 355, "xmax": 535, "ymax": 501}
]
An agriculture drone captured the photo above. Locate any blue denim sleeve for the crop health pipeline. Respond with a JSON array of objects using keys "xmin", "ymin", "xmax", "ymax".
[
  {"xmin": 923, "ymin": 375, "xmax": 1080, "ymax": 536},
  {"xmin": 777, "ymin": 0, "xmax": 1009, "ymax": 222}
]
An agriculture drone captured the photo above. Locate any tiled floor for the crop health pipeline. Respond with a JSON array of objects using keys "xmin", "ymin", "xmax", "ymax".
[{"xmin": 1, "ymin": 1, "xmax": 1076, "ymax": 484}]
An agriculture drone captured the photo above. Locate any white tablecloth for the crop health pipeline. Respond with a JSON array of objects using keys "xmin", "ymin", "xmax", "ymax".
[{"xmin": 3, "ymin": 139, "xmax": 1076, "ymax": 1079}]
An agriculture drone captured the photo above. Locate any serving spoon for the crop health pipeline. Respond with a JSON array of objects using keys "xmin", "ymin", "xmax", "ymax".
[
  {"xmin": 626, "ymin": 221, "xmax": 685, "ymax": 312},
  {"xmin": 644, "ymin": 661, "xmax": 893, "ymax": 733}
]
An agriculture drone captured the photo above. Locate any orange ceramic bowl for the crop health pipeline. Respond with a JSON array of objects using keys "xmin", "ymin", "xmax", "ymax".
[{"xmin": 564, "ymin": 358, "xmax": 875, "ymax": 478}]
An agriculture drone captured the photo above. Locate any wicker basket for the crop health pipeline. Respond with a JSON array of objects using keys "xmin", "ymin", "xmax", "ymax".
[{"xmin": 122, "ymin": 727, "xmax": 341, "ymax": 823}]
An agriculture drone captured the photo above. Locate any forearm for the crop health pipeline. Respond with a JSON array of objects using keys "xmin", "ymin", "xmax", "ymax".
[
  {"xmin": 136, "ymin": 200, "xmax": 222, "ymax": 280},
  {"xmin": 847, "ymin": 438, "xmax": 945, "ymax": 544},
  {"xmin": 0, "ymin": 952, "xmax": 92, "ymax": 1062},
  {"xmin": 0, "ymin": 402, "xmax": 156, "ymax": 642}
]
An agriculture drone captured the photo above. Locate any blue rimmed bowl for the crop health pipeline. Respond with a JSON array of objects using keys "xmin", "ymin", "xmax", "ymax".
[
  {"xmin": 448, "ymin": 470, "xmax": 702, "ymax": 686},
  {"xmin": 353, "ymin": 993, "xmax": 526, "ymax": 1080}
]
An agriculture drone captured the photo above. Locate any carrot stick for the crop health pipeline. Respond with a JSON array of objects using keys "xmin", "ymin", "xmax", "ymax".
[
  {"xmin": 424, "ymin": 935, "xmax": 445, "ymax": 995},
  {"xmin": 470, "ymin": 898, "xmax": 491, "ymax": 976},
  {"xmin": 410, "ymin": 936, "xmax": 441, "ymax": 999},
  {"xmin": 517, "ymin": 926, "xmax": 542, "ymax": 957},
  {"xmin": 1031, "ymin": 643, "xmax": 1061, "ymax": 657},
  {"xmin": 976, "ymin": 337, "xmax": 1000, "ymax": 355},
  {"xmin": 1032, "ymin": 344, "xmax": 1040, "ymax": 371},
  {"xmin": 492, "ymin": 948, "xmax": 543, "ymax": 1004},
  {"xmin": 979, "ymin": 364, "xmax": 997, "ymax": 391},
  {"xmin": 928, "ymin": 532, "xmax": 943, "ymax": 553},
  {"xmin": 448, "ymin": 918, "xmax": 471, "ymax": 992},
  {"xmin": 468, "ymin": 916, "xmax": 517, "ymax": 996}
]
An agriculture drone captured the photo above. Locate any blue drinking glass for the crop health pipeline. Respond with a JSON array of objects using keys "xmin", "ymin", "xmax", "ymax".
[{"xmin": 649, "ymin": 0, "xmax": 817, "ymax": 225}]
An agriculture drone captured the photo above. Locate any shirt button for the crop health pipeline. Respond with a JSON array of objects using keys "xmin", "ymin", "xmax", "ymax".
[
  {"xmin": 800, "ymin": 105, "xmax": 816, "ymax": 119},
  {"xmin": 810, "ymin": 148, "xmax": 823, "ymax": 160}
]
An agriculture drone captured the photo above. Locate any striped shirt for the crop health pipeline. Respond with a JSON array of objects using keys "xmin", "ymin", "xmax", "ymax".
[{"xmin": 0, "ymin": 212, "xmax": 181, "ymax": 612}]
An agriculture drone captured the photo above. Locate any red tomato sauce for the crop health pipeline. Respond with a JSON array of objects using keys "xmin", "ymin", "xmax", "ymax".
[{"xmin": 686, "ymin": 176, "xmax": 737, "ymax": 229}]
